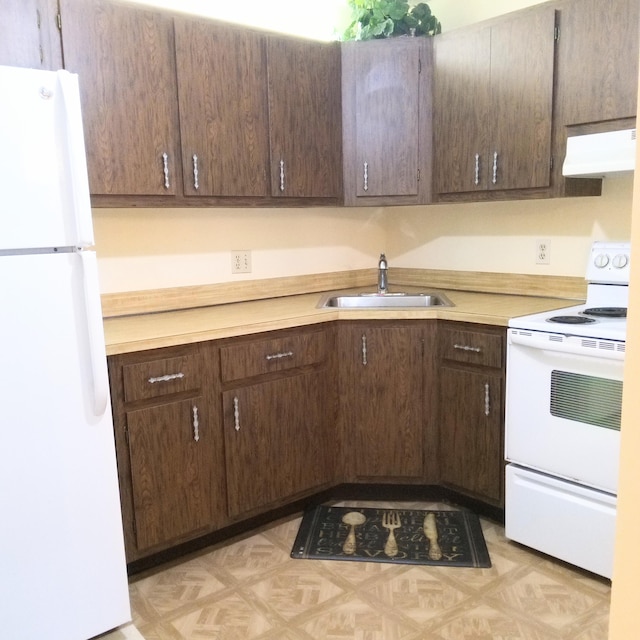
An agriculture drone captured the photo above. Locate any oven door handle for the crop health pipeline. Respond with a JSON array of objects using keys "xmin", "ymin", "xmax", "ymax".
[{"xmin": 508, "ymin": 331, "xmax": 625, "ymax": 361}]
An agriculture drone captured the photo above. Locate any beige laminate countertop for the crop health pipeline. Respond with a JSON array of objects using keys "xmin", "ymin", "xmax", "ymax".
[{"xmin": 103, "ymin": 286, "xmax": 579, "ymax": 356}]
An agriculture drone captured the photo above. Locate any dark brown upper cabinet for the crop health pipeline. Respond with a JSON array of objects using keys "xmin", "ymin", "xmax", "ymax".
[
  {"xmin": 555, "ymin": 0, "xmax": 639, "ymax": 127},
  {"xmin": 341, "ymin": 37, "xmax": 433, "ymax": 206},
  {"xmin": 433, "ymin": 5, "xmax": 556, "ymax": 198},
  {"xmin": 0, "ymin": 0, "xmax": 62, "ymax": 70},
  {"xmin": 174, "ymin": 18, "xmax": 270, "ymax": 197},
  {"xmin": 550, "ymin": 0, "xmax": 639, "ymax": 197},
  {"xmin": 59, "ymin": 0, "xmax": 181, "ymax": 197},
  {"xmin": 266, "ymin": 36, "xmax": 343, "ymax": 199}
]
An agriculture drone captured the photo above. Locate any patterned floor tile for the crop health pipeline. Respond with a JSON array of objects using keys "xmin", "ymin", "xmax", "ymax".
[
  {"xmin": 130, "ymin": 557, "xmax": 228, "ymax": 620},
  {"xmin": 262, "ymin": 515, "xmax": 304, "ymax": 550},
  {"xmin": 430, "ymin": 603, "xmax": 557, "ymax": 640},
  {"xmin": 363, "ymin": 566, "xmax": 471, "ymax": 624},
  {"xmin": 487, "ymin": 567, "xmax": 604, "ymax": 633},
  {"xmin": 247, "ymin": 562, "xmax": 346, "ymax": 621},
  {"xmin": 126, "ymin": 502, "xmax": 611, "ymax": 640},
  {"xmin": 168, "ymin": 592, "xmax": 273, "ymax": 639},
  {"xmin": 298, "ymin": 594, "xmax": 419, "ymax": 640},
  {"xmin": 319, "ymin": 556, "xmax": 402, "ymax": 586},
  {"xmin": 201, "ymin": 533, "xmax": 292, "ymax": 582}
]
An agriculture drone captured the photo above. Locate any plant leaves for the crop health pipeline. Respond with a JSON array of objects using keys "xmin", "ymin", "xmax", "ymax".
[{"xmin": 340, "ymin": 0, "xmax": 441, "ymax": 41}]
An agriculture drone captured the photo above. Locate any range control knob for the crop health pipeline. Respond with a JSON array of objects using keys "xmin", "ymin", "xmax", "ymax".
[
  {"xmin": 612, "ymin": 253, "xmax": 629, "ymax": 269},
  {"xmin": 593, "ymin": 252, "xmax": 610, "ymax": 268}
]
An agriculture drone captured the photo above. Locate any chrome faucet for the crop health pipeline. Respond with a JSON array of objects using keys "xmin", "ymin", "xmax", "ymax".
[{"xmin": 377, "ymin": 253, "xmax": 388, "ymax": 294}]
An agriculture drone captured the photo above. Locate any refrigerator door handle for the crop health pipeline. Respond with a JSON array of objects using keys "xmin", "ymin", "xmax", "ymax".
[
  {"xmin": 80, "ymin": 251, "xmax": 109, "ymax": 416},
  {"xmin": 58, "ymin": 70, "xmax": 94, "ymax": 247}
]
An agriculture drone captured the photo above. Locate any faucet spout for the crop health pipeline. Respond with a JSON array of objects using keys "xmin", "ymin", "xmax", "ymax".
[{"xmin": 378, "ymin": 253, "xmax": 388, "ymax": 294}]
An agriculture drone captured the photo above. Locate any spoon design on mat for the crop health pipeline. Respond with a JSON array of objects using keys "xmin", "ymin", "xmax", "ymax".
[{"xmin": 342, "ymin": 511, "xmax": 366, "ymax": 555}]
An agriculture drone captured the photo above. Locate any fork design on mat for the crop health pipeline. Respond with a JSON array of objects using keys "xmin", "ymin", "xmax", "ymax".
[{"xmin": 382, "ymin": 511, "xmax": 401, "ymax": 557}]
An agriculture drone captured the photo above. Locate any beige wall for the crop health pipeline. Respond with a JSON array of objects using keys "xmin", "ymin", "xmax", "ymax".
[
  {"xmin": 93, "ymin": 177, "xmax": 633, "ymax": 294},
  {"xmin": 93, "ymin": 206, "xmax": 386, "ymax": 293},
  {"xmin": 428, "ymin": 0, "xmax": 547, "ymax": 31}
]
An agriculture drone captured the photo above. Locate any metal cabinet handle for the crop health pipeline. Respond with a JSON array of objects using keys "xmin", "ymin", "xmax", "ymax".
[
  {"xmin": 279, "ymin": 159, "xmax": 285, "ymax": 192},
  {"xmin": 148, "ymin": 372, "xmax": 185, "ymax": 384},
  {"xmin": 192, "ymin": 154, "xmax": 199, "ymax": 190},
  {"xmin": 233, "ymin": 396, "xmax": 240, "ymax": 431},
  {"xmin": 474, "ymin": 153, "xmax": 480, "ymax": 185},
  {"xmin": 192, "ymin": 405, "xmax": 200, "ymax": 442},
  {"xmin": 453, "ymin": 344, "xmax": 481, "ymax": 353},
  {"xmin": 363, "ymin": 161, "xmax": 369, "ymax": 192},
  {"xmin": 162, "ymin": 152, "xmax": 170, "ymax": 189},
  {"xmin": 265, "ymin": 351, "xmax": 294, "ymax": 361},
  {"xmin": 361, "ymin": 334, "xmax": 368, "ymax": 366},
  {"xmin": 484, "ymin": 383, "xmax": 491, "ymax": 416},
  {"xmin": 492, "ymin": 151, "xmax": 498, "ymax": 185}
]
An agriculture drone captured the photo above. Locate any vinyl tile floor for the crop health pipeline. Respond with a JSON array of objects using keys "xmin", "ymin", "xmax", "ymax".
[{"xmin": 124, "ymin": 500, "xmax": 611, "ymax": 640}]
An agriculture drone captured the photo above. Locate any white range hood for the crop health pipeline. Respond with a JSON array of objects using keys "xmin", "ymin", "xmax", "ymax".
[{"xmin": 562, "ymin": 128, "xmax": 636, "ymax": 178}]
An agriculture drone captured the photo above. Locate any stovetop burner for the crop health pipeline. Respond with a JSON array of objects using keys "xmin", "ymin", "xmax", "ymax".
[
  {"xmin": 583, "ymin": 306, "xmax": 627, "ymax": 318},
  {"xmin": 547, "ymin": 315, "xmax": 597, "ymax": 325}
]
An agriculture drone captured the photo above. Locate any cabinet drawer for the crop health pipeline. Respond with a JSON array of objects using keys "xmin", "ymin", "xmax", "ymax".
[
  {"xmin": 440, "ymin": 328, "xmax": 503, "ymax": 368},
  {"xmin": 123, "ymin": 354, "xmax": 202, "ymax": 402},
  {"xmin": 220, "ymin": 330, "xmax": 328, "ymax": 382}
]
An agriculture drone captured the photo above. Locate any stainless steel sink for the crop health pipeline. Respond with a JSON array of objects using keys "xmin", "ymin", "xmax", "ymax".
[{"xmin": 318, "ymin": 291, "xmax": 453, "ymax": 309}]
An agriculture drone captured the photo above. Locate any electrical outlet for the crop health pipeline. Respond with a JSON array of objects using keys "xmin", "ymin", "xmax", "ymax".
[
  {"xmin": 536, "ymin": 240, "xmax": 550, "ymax": 265},
  {"xmin": 231, "ymin": 250, "xmax": 252, "ymax": 274}
]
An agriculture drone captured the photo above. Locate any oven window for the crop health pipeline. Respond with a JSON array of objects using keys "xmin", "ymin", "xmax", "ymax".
[{"xmin": 550, "ymin": 370, "xmax": 622, "ymax": 431}]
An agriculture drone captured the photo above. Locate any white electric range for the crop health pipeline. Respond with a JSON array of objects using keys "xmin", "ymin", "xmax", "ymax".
[{"xmin": 504, "ymin": 241, "xmax": 630, "ymax": 579}]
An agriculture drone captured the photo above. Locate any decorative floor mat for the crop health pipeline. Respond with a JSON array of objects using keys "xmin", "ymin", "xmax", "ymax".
[{"xmin": 291, "ymin": 505, "xmax": 491, "ymax": 568}]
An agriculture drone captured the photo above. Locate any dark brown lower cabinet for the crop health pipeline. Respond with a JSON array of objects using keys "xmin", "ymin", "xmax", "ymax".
[
  {"xmin": 438, "ymin": 323, "xmax": 506, "ymax": 505},
  {"xmin": 126, "ymin": 397, "xmax": 216, "ymax": 552},
  {"xmin": 109, "ymin": 320, "xmax": 508, "ymax": 565},
  {"xmin": 223, "ymin": 369, "xmax": 333, "ymax": 518},
  {"xmin": 219, "ymin": 326, "xmax": 336, "ymax": 520},
  {"xmin": 338, "ymin": 323, "xmax": 426, "ymax": 480},
  {"xmin": 108, "ymin": 343, "xmax": 227, "ymax": 561}
]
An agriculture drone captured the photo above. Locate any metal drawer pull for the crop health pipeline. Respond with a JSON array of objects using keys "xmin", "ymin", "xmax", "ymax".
[
  {"xmin": 233, "ymin": 396, "xmax": 240, "ymax": 432},
  {"xmin": 265, "ymin": 351, "xmax": 294, "ymax": 361},
  {"xmin": 192, "ymin": 405, "xmax": 200, "ymax": 442},
  {"xmin": 361, "ymin": 334, "xmax": 368, "ymax": 366},
  {"xmin": 474, "ymin": 153, "xmax": 480, "ymax": 185},
  {"xmin": 453, "ymin": 344, "xmax": 481, "ymax": 353},
  {"xmin": 484, "ymin": 383, "xmax": 491, "ymax": 416},
  {"xmin": 363, "ymin": 161, "xmax": 369, "ymax": 191},
  {"xmin": 192, "ymin": 154, "xmax": 199, "ymax": 190},
  {"xmin": 148, "ymin": 372, "xmax": 185, "ymax": 384},
  {"xmin": 279, "ymin": 159, "xmax": 285, "ymax": 192},
  {"xmin": 492, "ymin": 151, "xmax": 498, "ymax": 184},
  {"xmin": 162, "ymin": 152, "xmax": 170, "ymax": 189}
]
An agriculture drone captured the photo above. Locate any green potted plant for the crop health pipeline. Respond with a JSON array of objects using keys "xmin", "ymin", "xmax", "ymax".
[{"xmin": 341, "ymin": 0, "xmax": 441, "ymax": 41}]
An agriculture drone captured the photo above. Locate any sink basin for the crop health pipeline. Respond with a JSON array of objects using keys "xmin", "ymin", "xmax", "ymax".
[{"xmin": 318, "ymin": 292, "xmax": 453, "ymax": 309}]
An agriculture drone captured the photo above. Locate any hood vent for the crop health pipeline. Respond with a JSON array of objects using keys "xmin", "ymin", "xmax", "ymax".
[{"xmin": 562, "ymin": 128, "xmax": 636, "ymax": 178}]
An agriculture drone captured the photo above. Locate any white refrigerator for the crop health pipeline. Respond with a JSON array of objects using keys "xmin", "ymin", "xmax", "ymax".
[{"xmin": 0, "ymin": 66, "xmax": 131, "ymax": 638}]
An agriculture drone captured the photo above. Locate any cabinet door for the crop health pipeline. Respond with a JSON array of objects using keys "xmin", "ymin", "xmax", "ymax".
[
  {"xmin": 433, "ymin": 27, "xmax": 491, "ymax": 194},
  {"xmin": 439, "ymin": 366, "xmax": 504, "ymax": 504},
  {"xmin": 352, "ymin": 38, "xmax": 421, "ymax": 197},
  {"xmin": 339, "ymin": 325, "xmax": 424, "ymax": 479},
  {"xmin": 490, "ymin": 7, "xmax": 555, "ymax": 191},
  {"xmin": 0, "ymin": 0, "xmax": 62, "ymax": 70},
  {"xmin": 434, "ymin": 6, "xmax": 555, "ymax": 195},
  {"xmin": 126, "ymin": 397, "xmax": 215, "ymax": 552},
  {"xmin": 59, "ymin": 0, "xmax": 180, "ymax": 196},
  {"xmin": 556, "ymin": 0, "xmax": 639, "ymax": 124},
  {"xmin": 174, "ymin": 18, "xmax": 269, "ymax": 196},
  {"xmin": 266, "ymin": 37, "xmax": 342, "ymax": 198},
  {"xmin": 224, "ymin": 370, "xmax": 332, "ymax": 518}
]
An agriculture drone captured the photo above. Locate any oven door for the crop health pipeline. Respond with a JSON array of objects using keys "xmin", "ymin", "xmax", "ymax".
[{"xmin": 505, "ymin": 328, "xmax": 623, "ymax": 493}]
